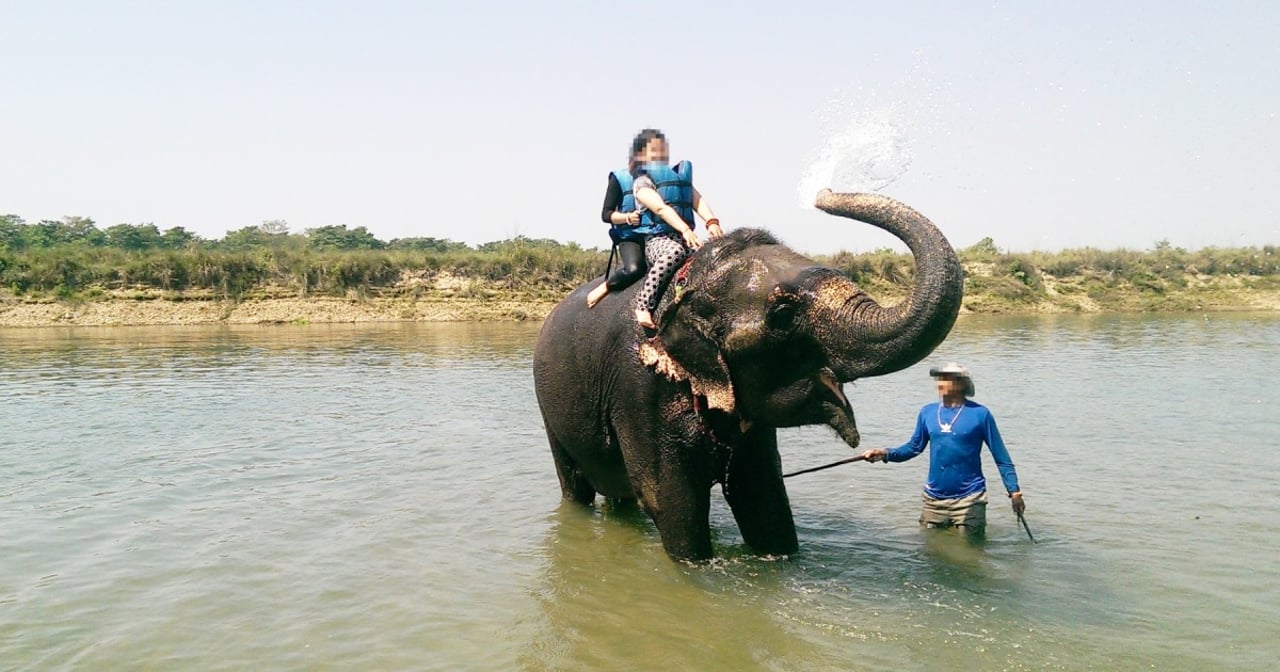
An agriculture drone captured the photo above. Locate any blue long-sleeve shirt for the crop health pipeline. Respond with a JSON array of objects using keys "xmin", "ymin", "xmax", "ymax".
[{"xmin": 885, "ymin": 400, "xmax": 1020, "ymax": 499}]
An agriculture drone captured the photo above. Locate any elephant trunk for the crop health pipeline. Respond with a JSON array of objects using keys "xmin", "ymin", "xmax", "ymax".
[{"xmin": 810, "ymin": 189, "xmax": 964, "ymax": 381}]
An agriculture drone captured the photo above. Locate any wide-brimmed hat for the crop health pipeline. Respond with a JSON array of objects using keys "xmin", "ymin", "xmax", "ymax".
[{"xmin": 928, "ymin": 362, "xmax": 975, "ymax": 397}]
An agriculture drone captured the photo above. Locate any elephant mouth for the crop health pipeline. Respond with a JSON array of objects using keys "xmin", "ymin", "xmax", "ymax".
[
  {"xmin": 817, "ymin": 369, "xmax": 861, "ymax": 449},
  {"xmin": 818, "ymin": 369, "xmax": 850, "ymax": 409},
  {"xmin": 751, "ymin": 368, "xmax": 861, "ymax": 449}
]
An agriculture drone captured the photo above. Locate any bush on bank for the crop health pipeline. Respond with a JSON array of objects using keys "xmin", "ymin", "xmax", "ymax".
[
  {"xmin": 0, "ymin": 216, "xmax": 607, "ymax": 298},
  {"xmin": 0, "ymin": 216, "xmax": 1276, "ymax": 306}
]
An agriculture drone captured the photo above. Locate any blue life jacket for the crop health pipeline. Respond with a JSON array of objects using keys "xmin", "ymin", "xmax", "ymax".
[
  {"xmin": 635, "ymin": 160, "xmax": 695, "ymax": 237},
  {"xmin": 607, "ymin": 169, "xmax": 643, "ymax": 244}
]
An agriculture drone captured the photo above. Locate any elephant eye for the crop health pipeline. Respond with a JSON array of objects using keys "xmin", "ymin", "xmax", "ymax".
[{"xmin": 767, "ymin": 301, "xmax": 796, "ymax": 330}]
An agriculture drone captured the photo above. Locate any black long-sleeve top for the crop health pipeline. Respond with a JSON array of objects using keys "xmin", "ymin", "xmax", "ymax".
[{"xmin": 600, "ymin": 172, "xmax": 624, "ymax": 224}]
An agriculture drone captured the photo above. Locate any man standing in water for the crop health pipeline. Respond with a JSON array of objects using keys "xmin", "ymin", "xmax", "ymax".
[{"xmin": 860, "ymin": 363, "xmax": 1025, "ymax": 538}]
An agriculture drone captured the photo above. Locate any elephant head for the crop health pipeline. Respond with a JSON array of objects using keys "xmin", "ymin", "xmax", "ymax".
[{"xmin": 639, "ymin": 190, "xmax": 963, "ymax": 448}]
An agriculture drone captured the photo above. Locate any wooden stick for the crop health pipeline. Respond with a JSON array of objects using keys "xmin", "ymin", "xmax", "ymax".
[
  {"xmin": 1018, "ymin": 512, "xmax": 1038, "ymax": 544},
  {"xmin": 782, "ymin": 455, "xmax": 867, "ymax": 478}
]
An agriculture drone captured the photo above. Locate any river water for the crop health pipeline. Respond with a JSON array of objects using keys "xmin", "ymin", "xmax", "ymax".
[{"xmin": 1, "ymin": 315, "xmax": 1277, "ymax": 671}]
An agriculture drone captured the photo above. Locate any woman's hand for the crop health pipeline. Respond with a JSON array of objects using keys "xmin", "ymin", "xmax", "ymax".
[
  {"xmin": 706, "ymin": 219, "xmax": 724, "ymax": 238},
  {"xmin": 681, "ymin": 229, "xmax": 703, "ymax": 250}
]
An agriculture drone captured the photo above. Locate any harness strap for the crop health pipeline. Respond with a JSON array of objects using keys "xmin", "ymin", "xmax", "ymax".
[
  {"xmin": 602, "ymin": 242, "xmax": 617, "ymax": 278},
  {"xmin": 671, "ymin": 254, "xmax": 696, "ymax": 302}
]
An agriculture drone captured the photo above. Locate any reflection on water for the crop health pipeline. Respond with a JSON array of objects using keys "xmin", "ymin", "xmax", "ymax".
[
  {"xmin": 1, "ymin": 315, "xmax": 1278, "ymax": 670},
  {"xmin": 0, "ymin": 322, "xmax": 539, "ymax": 362},
  {"xmin": 520, "ymin": 503, "xmax": 835, "ymax": 672}
]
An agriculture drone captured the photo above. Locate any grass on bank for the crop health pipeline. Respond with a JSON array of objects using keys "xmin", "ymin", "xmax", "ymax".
[
  {"xmin": 0, "ymin": 240, "xmax": 605, "ymax": 302},
  {"xmin": 1, "ymin": 216, "xmax": 1277, "ymax": 312},
  {"xmin": 820, "ymin": 238, "xmax": 1280, "ymax": 312}
]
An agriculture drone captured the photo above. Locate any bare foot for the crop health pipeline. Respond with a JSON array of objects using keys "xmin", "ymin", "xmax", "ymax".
[
  {"xmin": 586, "ymin": 282, "xmax": 609, "ymax": 308},
  {"xmin": 634, "ymin": 308, "xmax": 656, "ymax": 329}
]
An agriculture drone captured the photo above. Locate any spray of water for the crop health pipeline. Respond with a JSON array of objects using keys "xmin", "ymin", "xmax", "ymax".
[
  {"xmin": 797, "ymin": 62, "xmax": 946, "ymax": 209},
  {"xmin": 796, "ymin": 103, "xmax": 915, "ymax": 210}
]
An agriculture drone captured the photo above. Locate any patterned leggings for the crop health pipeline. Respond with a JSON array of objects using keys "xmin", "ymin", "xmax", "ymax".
[{"xmin": 635, "ymin": 232, "xmax": 690, "ymax": 313}]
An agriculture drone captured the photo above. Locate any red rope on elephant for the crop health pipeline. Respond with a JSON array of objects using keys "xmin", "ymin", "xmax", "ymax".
[
  {"xmin": 670, "ymin": 254, "xmax": 696, "ymax": 302},
  {"xmin": 674, "ymin": 256, "xmax": 694, "ymax": 286}
]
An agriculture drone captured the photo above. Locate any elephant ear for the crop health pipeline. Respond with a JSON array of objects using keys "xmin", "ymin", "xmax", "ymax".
[{"xmin": 638, "ymin": 309, "xmax": 736, "ymax": 414}]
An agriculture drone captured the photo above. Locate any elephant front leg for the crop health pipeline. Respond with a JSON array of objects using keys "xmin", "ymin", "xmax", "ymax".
[
  {"xmin": 634, "ymin": 461, "xmax": 715, "ymax": 562},
  {"xmin": 722, "ymin": 428, "xmax": 799, "ymax": 557}
]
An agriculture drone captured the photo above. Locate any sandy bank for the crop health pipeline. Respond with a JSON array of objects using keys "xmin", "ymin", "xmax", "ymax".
[
  {"xmin": 2, "ymin": 282, "xmax": 1278, "ymax": 328},
  {"xmin": 0, "ymin": 294, "xmax": 558, "ymax": 328}
]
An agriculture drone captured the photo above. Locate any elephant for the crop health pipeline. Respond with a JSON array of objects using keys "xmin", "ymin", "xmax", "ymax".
[{"xmin": 532, "ymin": 190, "xmax": 964, "ymax": 562}]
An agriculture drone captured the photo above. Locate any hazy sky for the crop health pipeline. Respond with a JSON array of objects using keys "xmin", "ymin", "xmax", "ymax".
[{"xmin": 3, "ymin": 1, "xmax": 1277, "ymax": 254}]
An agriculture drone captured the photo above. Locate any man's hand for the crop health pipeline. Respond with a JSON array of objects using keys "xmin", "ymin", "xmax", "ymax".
[
  {"xmin": 624, "ymin": 211, "xmax": 641, "ymax": 225},
  {"xmin": 860, "ymin": 448, "xmax": 888, "ymax": 463},
  {"xmin": 1010, "ymin": 491, "xmax": 1026, "ymax": 516}
]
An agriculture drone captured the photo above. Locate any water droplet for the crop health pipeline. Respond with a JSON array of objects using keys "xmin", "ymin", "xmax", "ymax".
[{"xmin": 797, "ymin": 111, "xmax": 914, "ymax": 208}]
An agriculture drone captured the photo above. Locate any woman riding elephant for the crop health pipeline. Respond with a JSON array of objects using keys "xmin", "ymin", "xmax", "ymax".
[
  {"xmin": 586, "ymin": 129, "xmax": 725, "ymax": 328},
  {"xmin": 585, "ymin": 145, "xmax": 646, "ymax": 308}
]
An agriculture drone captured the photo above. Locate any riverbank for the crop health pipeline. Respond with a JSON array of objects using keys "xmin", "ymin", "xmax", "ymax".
[
  {"xmin": 5, "ymin": 218, "xmax": 1278, "ymax": 326},
  {"xmin": 0, "ymin": 290, "xmax": 556, "ymax": 328},
  {"xmin": 2, "ymin": 270, "xmax": 1277, "ymax": 327}
]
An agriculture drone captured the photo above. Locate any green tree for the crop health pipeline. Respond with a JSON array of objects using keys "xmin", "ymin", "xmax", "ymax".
[
  {"xmin": 104, "ymin": 223, "xmax": 163, "ymax": 250},
  {"xmin": 306, "ymin": 224, "xmax": 385, "ymax": 251},
  {"xmin": 387, "ymin": 236, "xmax": 470, "ymax": 252},
  {"xmin": 160, "ymin": 226, "xmax": 201, "ymax": 249},
  {"xmin": 19, "ymin": 220, "xmax": 58, "ymax": 249},
  {"xmin": 0, "ymin": 214, "xmax": 26, "ymax": 250},
  {"xmin": 220, "ymin": 225, "xmax": 273, "ymax": 250},
  {"xmin": 52, "ymin": 216, "xmax": 106, "ymax": 247},
  {"xmin": 477, "ymin": 236, "xmax": 568, "ymax": 253},
  {"xmin": 961, "ymin": 236, "xmax": 1001, "ymax": 261}
]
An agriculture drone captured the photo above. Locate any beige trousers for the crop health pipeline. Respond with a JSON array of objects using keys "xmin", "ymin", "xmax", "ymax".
[{"xmin": 920, "ymin": 490, "xmax": 988, "ymax": 533}]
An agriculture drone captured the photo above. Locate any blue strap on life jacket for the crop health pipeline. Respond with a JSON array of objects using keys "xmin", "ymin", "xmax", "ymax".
[
  {"xmin": 607, "ymin": 169, "xmax": 644, "ymax": 244},
  {"xmin": 635, "ymin": 160, "xmax": 695, "ymax": 236}
]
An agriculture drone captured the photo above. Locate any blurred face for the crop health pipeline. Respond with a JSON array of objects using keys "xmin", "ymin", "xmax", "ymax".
[
  {"xmin": 636, "ymin": 137, "xmax": 669, "ymax": 165},
  {"xmin": 934, "ymin": 375, "xmax": 962, "ymax": 397}
]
